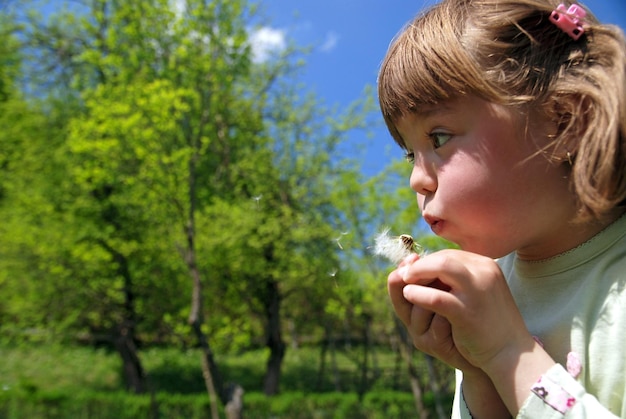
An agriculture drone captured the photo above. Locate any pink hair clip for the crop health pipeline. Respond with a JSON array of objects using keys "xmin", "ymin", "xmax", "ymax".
[{"xmin": 550, "ymin": 3, "xmax": 587, "ymax": 40}]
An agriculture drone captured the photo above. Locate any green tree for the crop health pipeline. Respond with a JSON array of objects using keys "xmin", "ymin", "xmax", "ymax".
[
  {"xmin": 6, "ymin": 0, "xmax": 257, "ymax": 404},
  {"xmin": 2, "ymin": 0, "xmax": 456, "ymax": 415},
  {"xmin": 5, "ymin": 0, "xmax": 381, "ymax": 412},
  {"xmin": 58, "ymin": 0, "xmax": 261, "ymax": 409}
]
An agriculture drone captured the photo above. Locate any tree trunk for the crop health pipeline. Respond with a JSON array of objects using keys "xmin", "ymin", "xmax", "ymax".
[
  {"xmin": 330, "ymin": 329, "xmax": 341, "ymax": 391},
  {"xmin": 358, "ymin": 315, "xmax": 371, "ymax": 398},
  {"xmin": 425, "ymin": 355, "xmax": 447, "ymax": 419},
  {"xmin": 184, "ymin": 153, "xmax": 233, "ymax": 418},
  {"xmin": 394, "ymin": 317, "xmax": 428, "ymax": 419},
  {"xmin": 262, "ymin": 278, "xmax": 286, "ymax": 395},
  {"xmin": 225, "ymin": 385, "xmax": 245, "ymax": 419},
  {"xmin": 190, "ymin": 316, "xmax": 223, "ymax": 419},
  {"xmin": 186, "ymin": 224, "xmax": 224, "ymax": 419},
  {"xmin": 316, "ymin": 331, "xmax": 328, "ymax": 391},
  {"xmin": 99, "ymin": 239, "xmax": 146, "ymax": 394},
  {"xmin": 114, "ymin": 321, "xmax": 146, "ymax": 394},
  {"xmin": 184, "ymin": 209, "xmax": 245, "ymax": 419}
]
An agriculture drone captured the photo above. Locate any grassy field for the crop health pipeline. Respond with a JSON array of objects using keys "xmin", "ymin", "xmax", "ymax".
[
  {"xmin": 0, "ymin": 343, "xmax": 455, "ymax": 417},
  {"xmin": 1, "ymin": 343, "xmax": 453, "ymax": 394}
]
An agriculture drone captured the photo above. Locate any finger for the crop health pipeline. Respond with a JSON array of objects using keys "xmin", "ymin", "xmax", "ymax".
[
  {"xmin": 402, "ymin": 252, "xmax": 466, "ymax": 286},
  {"xmin": 387, "ymin": 269, "xmax": 413, "ymax": 326},
  {"xmin": 430, "ymin": 313, "xmax": 453, "ymax": 343},
  {"xmin": 401, "ymin": 252, "xmax": 420, "ymax": 266},
  {"xmin": 408, "ymin": 303, "xmax": 436, "ymax": 335},
  {"xmin": 388, "ymin": 253, "xmax": 427, "ymax": 327},
  {"xmin": 409, "ymin": 313, "xmax": 473, "ymax": 370},
  {"xmin": 402, "ymin": 250, "xmax": 495, "ymax": 291},
  {"xmin": 412, "ymin": 313, "xmax": 451, "ymax": 354},
  {"xmin": 396, "ymin": 253, "xmax": 420, "ymax": 277},
  {"xmin": 402, "ymin": 283, "xmax": 464, "ymax": 320}
]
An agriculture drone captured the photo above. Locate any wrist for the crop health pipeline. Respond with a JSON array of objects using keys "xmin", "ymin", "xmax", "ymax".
[
  {"xmin": 483, "ymin": 338, "xmax": 556, "ymax": 415},
  {"xmin": 461, "ymin": 368, "xmax": 510, "ymax": 419}
]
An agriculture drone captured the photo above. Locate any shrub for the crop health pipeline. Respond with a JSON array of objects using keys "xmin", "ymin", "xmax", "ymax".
[{"xmin": 0, "ymin": 389, "xmax": 444, "ymax": 418}]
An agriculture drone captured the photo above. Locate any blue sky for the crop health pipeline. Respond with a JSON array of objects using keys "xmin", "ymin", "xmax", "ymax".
[
  {"xmin": 29, "ymin": 0, "xmax": 626, "ymax": 176},
  {"xmin": 253, "ymin": 0, "xmax": 626, "ymax": 176}
]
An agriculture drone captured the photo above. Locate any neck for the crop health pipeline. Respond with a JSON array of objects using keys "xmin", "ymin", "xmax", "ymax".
[{"xmin": 517, "ymin": 208, "xmax": 626, "ymax": 261}]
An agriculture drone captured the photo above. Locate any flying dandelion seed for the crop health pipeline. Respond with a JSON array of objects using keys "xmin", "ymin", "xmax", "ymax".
[
  {"xmin": 328, "ymin": 269, "xmax": 339, "ymax": 287},
  {"xmin": 373, "ymin": 228, "xmax": 424, "ymax": 265},
  {"xmin": 252, "ymin": 195, "xmax": 262, "ymax": 208},
  {"xmin": 334, "ymin": 231, "xmax": 349, "ymax": 250}
]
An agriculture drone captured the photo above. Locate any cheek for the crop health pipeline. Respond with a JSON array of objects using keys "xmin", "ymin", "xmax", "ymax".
[
  {"xmin": 436, "ymin": 156, "xmax": 514, "ymax": 221},
  {"xmin": 440, "ymin": 158, "xmax": 493, "ymax": 200},
  {"xmin": 441, "ymin": 152, "xmax": 532, "ymax": 225}
]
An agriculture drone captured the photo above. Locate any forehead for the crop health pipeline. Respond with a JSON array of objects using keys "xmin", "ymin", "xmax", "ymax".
[
  {"xmin": 395, "ymin": 96, "xmax": 525, "ymax": 141},
  {"xmin": 411, "ymin": 101, "xmax": 459, "ymax": 119},
  {"xmin": 395, "ymin": 97, "xmax": 472, "ymax": 131}
]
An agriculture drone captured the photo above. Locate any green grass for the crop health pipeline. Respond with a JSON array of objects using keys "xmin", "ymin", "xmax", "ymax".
[
  {"xmin": 0, "ymin": 343, "xmax": 454, "ymax": 398},
  {"xmin": 0, "ymin": 343, "xmax": 455, "ymax": 418},
  {"xmin": 1, "ymin": 344, "xmax": 121, "ymax": 394}
]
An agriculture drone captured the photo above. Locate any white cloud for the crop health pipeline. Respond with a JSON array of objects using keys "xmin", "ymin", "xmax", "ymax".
[
  {"xmin": 249, "ymin": 26, "xmax": 287, "ymax": 63},
  {"xmin": 320, "ymin": 31, "xmax": 339, "ymax": 53}
]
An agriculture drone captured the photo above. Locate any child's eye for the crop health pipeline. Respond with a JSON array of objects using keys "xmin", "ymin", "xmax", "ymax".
[
  {"xmin": 404, "ymin": 151, "xmax": 415, "ymax": 163},
  {"xmin": 429, "ymin": 132, "xmax": 452, "ymax": 149}
]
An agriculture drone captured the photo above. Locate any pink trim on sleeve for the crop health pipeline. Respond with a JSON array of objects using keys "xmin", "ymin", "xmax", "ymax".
[{"xmin": 531, "ymin": 374, "xmax": 577, "ymax": 414}]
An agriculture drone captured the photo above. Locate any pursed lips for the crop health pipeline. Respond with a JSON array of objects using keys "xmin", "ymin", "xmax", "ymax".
[{"xmin": 422, "ymin": 213, "xmax": 443, "ymax": 234}]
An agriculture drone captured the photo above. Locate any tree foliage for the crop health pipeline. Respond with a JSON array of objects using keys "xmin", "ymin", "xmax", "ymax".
[{"xmin": 0, "ymin": 0, "xmax": 451, "ymax": 410}]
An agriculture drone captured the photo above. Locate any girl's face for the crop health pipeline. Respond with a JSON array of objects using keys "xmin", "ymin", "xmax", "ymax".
[{"xmin": 396, "ymin": 95, "xmax": 575, "ymax": 260}]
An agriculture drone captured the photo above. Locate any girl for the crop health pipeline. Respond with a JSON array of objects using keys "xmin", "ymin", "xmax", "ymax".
[{"xmin": 377, "ymin": 0, "xmax": 626, "ymax": 417}]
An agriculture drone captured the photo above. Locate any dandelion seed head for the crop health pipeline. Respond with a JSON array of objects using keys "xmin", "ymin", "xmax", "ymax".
[{"xmin": 373, "ymin": 228, "xmax": 423, "ymax": 264}]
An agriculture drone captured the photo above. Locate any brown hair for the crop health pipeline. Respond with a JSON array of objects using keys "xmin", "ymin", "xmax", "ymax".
[{"xmin": 378, "ymin": 0, "xmax": 626, "ymax": 221}]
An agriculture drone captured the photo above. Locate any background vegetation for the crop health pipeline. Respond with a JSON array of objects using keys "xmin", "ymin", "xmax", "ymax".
[{"xmin": 0, "ymin": 0, "xmax": 455, "ymax": 417}]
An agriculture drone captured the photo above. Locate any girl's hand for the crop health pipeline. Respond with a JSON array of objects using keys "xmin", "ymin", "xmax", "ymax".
[
  {"xmin": 388, "ymin": 252, "xmax": 475, "ymax": 371},
  {"xmin": 395, "ymin": 249, "xmax": 532, "ymax": 370},
  {"xmin": 391, "ymin": 249, "xmax": 555, "ymax": 414},
  {"xmin": 388, "ymin": 251, "xmax": 510, "ymax": 417}
]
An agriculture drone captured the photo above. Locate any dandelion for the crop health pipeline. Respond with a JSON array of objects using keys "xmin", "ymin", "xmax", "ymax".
[{"xmin": 373, "ymin": 228, "xmax": 424, "ymax": 265}]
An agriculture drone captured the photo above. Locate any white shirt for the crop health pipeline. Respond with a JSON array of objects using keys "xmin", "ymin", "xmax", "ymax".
[{"xmin": 453, "ymin": 214, "xmax": 626, "ymax": 418}]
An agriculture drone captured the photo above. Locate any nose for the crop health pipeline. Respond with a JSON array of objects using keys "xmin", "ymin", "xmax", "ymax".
[{"xmin": 409, "ymin": 157, "xmax": 437, "ymax": 195}]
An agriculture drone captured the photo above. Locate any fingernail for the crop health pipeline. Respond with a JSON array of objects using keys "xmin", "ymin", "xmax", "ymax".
[
  {"xmin": 404, "ymin": 253, "xmax": 419, "ymax": 264},
  {"xmin": 397, "ymin": 266, "xmax": 408, "ymax": 279}
]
